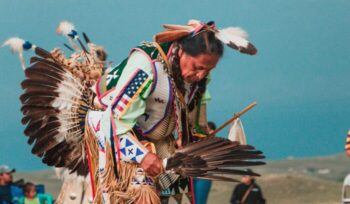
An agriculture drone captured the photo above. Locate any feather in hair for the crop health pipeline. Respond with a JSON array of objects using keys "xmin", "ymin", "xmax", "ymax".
[
  {"xmin": 215, "ymin": 27, "xmax": 257, "ymax": 55},
  {"xmin": 162, "ymin": 24, "xmax": 194, "ymax": 31},
  {"xmin": 154, "ymin": 29, "xmax": 191, "ymax": 43}
]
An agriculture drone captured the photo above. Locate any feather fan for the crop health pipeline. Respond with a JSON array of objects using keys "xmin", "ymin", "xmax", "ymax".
[{"xmin": 164, "ymin": 137, "xmax": 265, "ymax": 181}]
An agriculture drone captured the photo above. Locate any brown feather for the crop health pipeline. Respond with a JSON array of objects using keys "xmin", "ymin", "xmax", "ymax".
[
  {"xmin": 154, "ymin": 30, "xmax": 191, "ymax": 43},
  {"xmin": 34, "ymin": 47, "xmax": 53, "ymax": 59},
  {"xmin": 42, "ymin": 142, "xmax": 68, "ymax": 166},
  {"xmin": 31, "ymin": 131, "xmax": 64, "ymax": 155},
  {"xmin": 21, "ymin": 79, "xmax": 58, "ymax": 91},
  {"xmin": 24, "ymin": 116, "xmax": 60, "ymax": 137},
  {"xmin": 25, "ymin": 67, "xmax": 63, "ymax": 82},
  {"xmin": 21, "ymin": 104, "xmax": 52, "ymax": 114},
  {"xmin": 20, "ymin": 91, "xmax": 58, "ymax": 104},
  {"xmin": 21, "ymin": 108, "xmax": 57, "ymax": 124},
  {"xmin": 29, "ymin": 57, "xmax": 64, "ymax": 73},
  {"xmin": 228, "ymin": 42, "xmax": 257, "ymax": 55}
]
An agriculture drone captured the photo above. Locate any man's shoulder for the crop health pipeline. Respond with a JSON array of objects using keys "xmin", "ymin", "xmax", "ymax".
[
  {"xmin": 234, "ymin": 183, "xmax": 248, "ymax": 191},
  {"xmin": 0, "ymin": 184, "xmax": 11, "ymax": 190}
]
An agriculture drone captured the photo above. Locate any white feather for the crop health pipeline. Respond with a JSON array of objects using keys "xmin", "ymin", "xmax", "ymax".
[
  {"xmin": 220, "ymin": 27, "xmax": 248, "ymax": 39},
  {"xmin": 2, "ymin": 37, "xmax": 25, "ymax": 53},
  {"xmin": 216, "ymin": 27, "xmax": 250, "ymax": 47},
  {"xmin": 56, "ymin": 21, "xmax": 75, "ymax": 36},
  {"xmin": 187, "ymin": 19, "xmax": 202, "ymax": 27},
  {"xmin": 2, "ymin": 37, "xmax": 30, "ymax": 70}
]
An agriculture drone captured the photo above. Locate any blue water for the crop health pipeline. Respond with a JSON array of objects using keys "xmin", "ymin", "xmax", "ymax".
[{"xmin": 0, "ymin": 0, "xmax": 349, "ymax": 171}]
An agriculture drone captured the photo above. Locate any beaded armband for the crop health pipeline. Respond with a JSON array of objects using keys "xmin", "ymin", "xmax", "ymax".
[{"xmin": 119, "ymin": 134, "xmax": 148, "ymax": 163}]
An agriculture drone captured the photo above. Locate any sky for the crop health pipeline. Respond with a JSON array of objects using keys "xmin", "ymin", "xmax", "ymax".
[{"xmin": 0, "ymin": 0, "xmax": 349, "ymax": 170}]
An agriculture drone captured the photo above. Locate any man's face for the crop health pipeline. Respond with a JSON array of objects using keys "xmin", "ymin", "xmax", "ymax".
[
  {"xmin": 242, "ymin": 175, "xmax": 252, "ymax": 185},
  {"xmin": 178, "ymin": 50, "xmax": 220, "ymax": 83},
  {"xmin": 0, "ymin": 172, "xmax": 13, "ymax": 184}
]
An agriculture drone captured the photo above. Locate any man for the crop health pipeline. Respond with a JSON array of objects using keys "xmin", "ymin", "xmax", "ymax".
[
  {"xmin": 230, "ymin": 169, "xmax": 265, "ymax": 204},
  {"xmin": 8, "ymin": 19, "xmax": 263, "ymax": 204},
  {"xmin": 0, "ymin": 165, "xmax": 15, "ymax": 204}
]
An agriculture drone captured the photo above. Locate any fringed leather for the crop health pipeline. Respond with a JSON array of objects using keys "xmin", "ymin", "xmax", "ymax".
[{"xmin": 86, "ymin": 125, "xmax": 155, "ymax": 204}]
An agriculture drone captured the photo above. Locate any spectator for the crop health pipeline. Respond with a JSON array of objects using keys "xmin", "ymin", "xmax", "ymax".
[
  {"xmin": 0, "ymin": 165, "xmax": 16, "ymax": 204},
  {"xmin": 18, "ymin": 182, "xmax": 52, "ymax": 204},
  {"xmin": 230, "ymin": 169, "xmax": 265, "ymax": 204},
  {"xmin": 345, "ymin": 130, "xmax": 350, "ymax": 157}
]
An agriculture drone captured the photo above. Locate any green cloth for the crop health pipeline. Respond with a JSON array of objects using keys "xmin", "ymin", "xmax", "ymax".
[
  {"xmin": 18, "ymin": 194, "xmax": 53, "ymax": 204},
  {"xmin": 23, "ymin": 198, "xmax": 40, "ymax": 204}
]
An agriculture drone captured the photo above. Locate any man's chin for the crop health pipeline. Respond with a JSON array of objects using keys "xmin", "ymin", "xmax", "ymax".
[{"xmin": 184, "ymin": 78, "xmax": 197, "ymax": 83}]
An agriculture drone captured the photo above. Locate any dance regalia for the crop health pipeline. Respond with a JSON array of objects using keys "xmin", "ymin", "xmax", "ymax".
[
  {"xmin": 4, "ymin": 20, "xmax": 265, "ymax": 204},
  {"xmin": 87, "ymin": 42, "xmax": 210, "ymax": 203}
]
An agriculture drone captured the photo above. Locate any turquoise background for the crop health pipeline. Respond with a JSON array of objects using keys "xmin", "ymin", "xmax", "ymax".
[{"xmin": 0, "ymin": 0, "xmax": 349, "ymax": 170}]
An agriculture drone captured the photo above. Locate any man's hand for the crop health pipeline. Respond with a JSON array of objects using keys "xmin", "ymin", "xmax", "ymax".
[{"xmin": 140, "ymin": 152, "xmax": 163, "ymax": 177}]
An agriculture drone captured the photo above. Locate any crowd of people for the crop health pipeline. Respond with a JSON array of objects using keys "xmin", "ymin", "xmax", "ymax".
[{"xmin": 0, "ymin": 165, "xmax": 53, "ymax": 204}]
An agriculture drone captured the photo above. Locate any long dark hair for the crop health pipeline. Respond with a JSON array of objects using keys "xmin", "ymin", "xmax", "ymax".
[
  {"xmin": 171, "ymin": 31, "xmax": 223, "ymax": 111},
  {"xmin": 179, "ymin": 30, "xmax": 224, "ymax": 57}
]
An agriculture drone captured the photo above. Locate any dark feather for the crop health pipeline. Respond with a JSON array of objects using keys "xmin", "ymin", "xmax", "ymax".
[
  {"xmin": 31, "ymin": 131, "xmax": 64, "ymax": 155},
  {"xmin": 25, "ymin": 66, "xmax": 63, "ymax": 82},
  {"xmin": 42, "ymin": 142, "xmax": 68, "ymax": 166},
  {"xmin": 34, "ymin": 47, "xmax": 53, "ymax": 59},
  {"xmin": 21, "ymin": 79, "xmax": 58, "ymax": 91},
  {"xmin": 165, "ymin": 137, "xmax": 265, "ymax": 181},
  {"xmin": 228, "ymin": 42, "xmax": 257, "ymax": 55},
  {"xmin": 29, "ymin": 57, "xmax": 65, "ymax": 73},
  {"xmin": 82, "ymin": 32, "xmax": 91, "ymax": 44},
  {"xmin": 21, "ymin": 108, "xmax": 57, "ymax": 124},
  {"xmin": 63, "ymin": 43, "xmax": 74, "ymax": 52},
  {"xmin": 20, "ymin": 91, "xmax": 58, "ymax": 104},
  {"xmin": 24, "ymin": 116, "xmax": 60, "ymax": 137},
  {"xmin": 21, "ymin": 104, "xmax": 52, "ymax": 114}
]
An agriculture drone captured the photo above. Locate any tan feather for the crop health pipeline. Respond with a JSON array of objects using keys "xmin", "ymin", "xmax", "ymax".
[{"xmin": 154, "ymin": 30, "xmax": 191, "ymax": 43}]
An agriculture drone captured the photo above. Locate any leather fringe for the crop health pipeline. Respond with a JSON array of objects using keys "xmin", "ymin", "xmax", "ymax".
[{"xmin": 85, "ymin": 122, "xmax": 159, "ymax": 204}]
